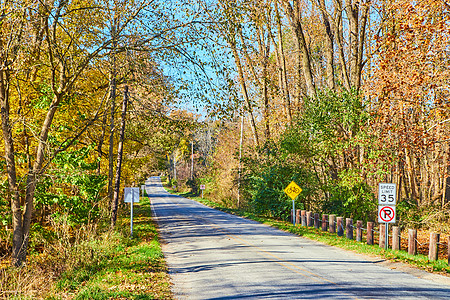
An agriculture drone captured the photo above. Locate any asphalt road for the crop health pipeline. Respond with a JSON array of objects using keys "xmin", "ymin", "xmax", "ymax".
[{"xmin": 146, "ymin": 176, "xmax": 450, "ymax": 299}]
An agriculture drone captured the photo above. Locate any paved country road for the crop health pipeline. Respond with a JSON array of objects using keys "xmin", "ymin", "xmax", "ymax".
[{"xmin": 146, "ymin": 177, "xmax": 450, "ymax": 299}]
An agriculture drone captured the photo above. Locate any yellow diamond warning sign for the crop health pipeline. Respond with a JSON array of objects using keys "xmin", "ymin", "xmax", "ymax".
[{"xmin": 284, "ymin": 181, "xmax": 302, "ymax": 200}]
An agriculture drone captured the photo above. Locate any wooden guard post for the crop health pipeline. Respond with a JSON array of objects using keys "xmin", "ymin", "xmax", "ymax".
[
  {"xmin": 408, "ymin": 229, "xmax": 417, "ymax": 255},
  {"xmin": 356, "ymin": 220, "xmax": 362, "ymax": 242},
  {"xmin": 314, "ymin": 213, "xmax": 320, "ymax": 229},
  {"xmin": 379, "ymin": 224, "xmax": 386, "ymax": 249},
  {"xmin": 322, "ymin": 214, "xmax": 328, "ymax": 231},
  {"xmin": 367, "ymin": 222, "xmax": 374, "ymax": 245},
  {"xmin": 307, "ymin": 211, "xmax": 313, "ymax": 227},
  {"xmin": 392, "ymin": 226, "xmax": 401, "ymax": 251},
  {"xmin": 329, "ymin": 215, "xmax": 336, "ymax": 233},
  {"xmin": 301, "ymin": 210, "xmax": 307, "ymax": 227},
  {"xmin": 346, "ymin": 218, "xmax": 353, "ymax": 240},
  {"xmin": 296, "ymin": 209, "xmax": 301, "ymax": 226},
  {"xmin": 429, "ymin": 232, "xmax": 440, "ymax": 261},
  {"xmin": 448, "ymin": 236, "xmax": 450, "ymax": 266},
  {"xmin": 337, "ymin": 217, "xmax": 344, "ymax": 236}
]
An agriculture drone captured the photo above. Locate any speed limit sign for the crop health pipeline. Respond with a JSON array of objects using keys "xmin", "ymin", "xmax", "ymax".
[{"xmin": 378, "ymin": 183, "xmax": 396, "ymax": 205}]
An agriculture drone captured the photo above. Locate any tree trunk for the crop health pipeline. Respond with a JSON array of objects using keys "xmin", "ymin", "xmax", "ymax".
[
  {"xmin": 1, "ymin": 69, "xmax": 23, "ymax": 266},
  {"xmin": 443, "ymin": 142, "xmax": 450, "ymax": 207},
  {"xmin": 97, "ymin": 107, "xmax": 108, "ymax": 175},
  {"xmin": 108, "ymin": 24, "xmax": 117, "ymax": 209},
  {"xmin": 108, "ymin": 66, "xmax": 116, "ymax": 207},
  {"xmin": 345, "ymin": 0, "xmax": 369, "ymax": 91},
  {"xmin": 8, "ymin": 91, "xmax": 63, "ymax": 266},
  {"xmin": 111, "ymin": 85, "xmax": 129, "ymax": 227},
  {"xmin": 258, "ymin": 27, "xmax": 271, "ymax": 142},
  {"xmin": 346, "ymin": 0, "xmax": 359, "ymax": 89},
  {"xmin": 283, "ymin": 0, "xmax": 316, "ymax": 97},
  {"xmin": 275, "ymin": 2, "xmax": 292, "ymax": 123},
  {"xmin": 329, "ymin": 0, "xmax": 351, "ymax": 90},
  {"xmin": 356, "ymin": 3, "xmax": 369, "ymax": 91},
  {"xmin": 229, "ymin": 39, "xmax": 260, "ymax": 148},
  {"xmin": 317, "ymin": 0, "xmax": 335, "ymax": 90}
]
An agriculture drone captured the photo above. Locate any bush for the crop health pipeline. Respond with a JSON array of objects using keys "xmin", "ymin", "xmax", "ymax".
[{"xmin": 242, "ymin": 141, "xmax": 319, "ymax": 220}]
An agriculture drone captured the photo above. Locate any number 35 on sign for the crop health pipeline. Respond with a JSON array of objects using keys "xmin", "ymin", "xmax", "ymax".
[{"xmin": 378, "ymin": 183, "xmax": 396, "ymax": 205}]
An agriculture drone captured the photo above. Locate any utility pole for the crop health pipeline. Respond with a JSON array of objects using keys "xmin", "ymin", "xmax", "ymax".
[
  {"xmin": 237, "ymin": 111, "xmax": 244, "ymax": 208},
  {"xmin": 191, "ymin": 140, "xmax": 194, "ymax": 181}
]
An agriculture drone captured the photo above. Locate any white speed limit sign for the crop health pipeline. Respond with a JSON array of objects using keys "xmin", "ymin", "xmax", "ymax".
[{"xmin": 378, "ymin": 183, "xmax": 396, "ymax": 205}]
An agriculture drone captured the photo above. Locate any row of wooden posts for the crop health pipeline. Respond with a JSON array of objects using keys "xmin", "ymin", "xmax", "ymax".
[{"xmin": 293, "ymin": 210, "xmax": 450, "ymax": 264}]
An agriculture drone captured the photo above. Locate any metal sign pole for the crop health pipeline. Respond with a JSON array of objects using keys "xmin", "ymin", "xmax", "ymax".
[
  {"xmin": 385, "ymin": 223, "xmax": 389, "ymax": 250},
  {"xmin": 131, "ymin": 191, "xmax": 134, "ymax": 237},
  {"xmin": 292, "ymin": 200, "xmax": 295, "ymax": 226},
  {"xmin": 284, "ymin": 181, "xmax": 302, "ymax": 227}
]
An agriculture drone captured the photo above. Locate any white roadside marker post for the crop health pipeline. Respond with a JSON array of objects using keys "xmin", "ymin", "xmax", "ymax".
[
  {"xmin": 124, "ymin": 187, "xmax": 140, "ymax": 237},
  {"xmin": 131, "ymin": 192, "xmax": 134, "ymax": 237}
]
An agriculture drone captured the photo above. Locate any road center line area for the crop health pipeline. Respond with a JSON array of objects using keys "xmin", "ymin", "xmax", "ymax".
[{"xmin": 146, "ymin": 177, "xmax": 450, "ymax": 300}]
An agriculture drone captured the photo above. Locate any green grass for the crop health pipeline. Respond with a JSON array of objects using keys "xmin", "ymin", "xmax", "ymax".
[
  {"xmin": 48, "ymin": 197, "xmax": 172, "ymax": 299},
  {"xmin": 170, "ymin": 189, "xmax": 450, "ymax": 275}
]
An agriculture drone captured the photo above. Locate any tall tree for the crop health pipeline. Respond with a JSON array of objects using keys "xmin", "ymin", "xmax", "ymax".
[
  {"xmin": 368, "ymin": 0, "xmax": 450, "ymax": 208},
  {"xmin": 0, "ymin": 0, "xmax": 152, "ymax": 266},
  {"xmin": 282, "ymin": 0, "xmax": 316, "ymax": 97}
]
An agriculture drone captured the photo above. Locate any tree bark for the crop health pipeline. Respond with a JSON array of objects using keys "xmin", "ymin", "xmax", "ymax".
[
  {"xmin": 0, "ymin": 68, "xmax": 23, "ymax": 266},
  {"xmin": 345, "ymin": 0, "xmax": 369, "ymax": 91},
  {"xmin": 257, "ymin": 26, "xmax": 271, "ymax": 141},
  {"xmin": 108, "ymin": 73, "xmax": 116, "ymax": 203},
  {"xmin": 317, "ymin": 0, "xmax": 335, "ymax": 90},
  {"xmin": 275, "ymin": 2, "xmax": 292, "ymax": 123},
  {"xmin": 111, "ymin": 85, "xmax": 129, "ymax": 227},
  {"xmin": 283, "ymin": 0, "xmax": 316, "ymax": 98},
  {"xmin": 443, "ymin": 142, "xmax": 450, "ymax": 206},
  {"xmin": 229, "ymin": 38, "xmax": 260, "ymax": 148},
  {"xmin": 97, "ymin": 107, "xmax": 108, "ymax": 175}
]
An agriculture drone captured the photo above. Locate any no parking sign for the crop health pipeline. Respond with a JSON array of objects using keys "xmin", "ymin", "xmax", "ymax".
[{"xmin": 378, "ymin": 205, "xmax": 396, "ymax": 223}]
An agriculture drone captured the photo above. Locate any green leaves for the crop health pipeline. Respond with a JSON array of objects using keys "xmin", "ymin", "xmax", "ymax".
[{"xmin": 35, "ymin": 146, "xmax": 106, "ymax": 225}]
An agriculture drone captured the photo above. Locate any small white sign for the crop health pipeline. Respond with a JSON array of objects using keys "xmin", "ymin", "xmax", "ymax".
[
  {"xmin": 200, "ymin": 184, "xmax": 206, "ymax": 190},
  {"xmin": 124, "ymin": 187, "xmax": 140, "ymax": 203},
  {"xmin": 378, "ymin": 205, "xmax": 396, "ymax": 223},
  {"xmin": 378, "ymin": 183, "xmax": 396, "ymax": 205}
]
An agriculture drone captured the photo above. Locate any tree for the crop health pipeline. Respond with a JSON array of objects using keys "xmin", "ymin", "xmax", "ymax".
[
  {"xmin": 368, "ymin": 0, "xmax": 450, "ymax": 211},
  {"xmin": 0, "ymin": 0, "xmax": 153, "ymax": 266}
]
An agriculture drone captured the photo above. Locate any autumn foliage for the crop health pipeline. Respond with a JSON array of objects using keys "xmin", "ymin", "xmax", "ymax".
[
  {"xmin": 0, "ymin": 0, "xmax": 449, "ymax": 274},
  {"xmin": 195, "ymin": 0, "xmax": 450, "ymax": 232}
]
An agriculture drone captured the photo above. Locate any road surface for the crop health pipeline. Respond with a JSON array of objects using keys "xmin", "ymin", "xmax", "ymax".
[{"xmin": 146, "ymin": 177, "xmax": 450, "ymax": 299}]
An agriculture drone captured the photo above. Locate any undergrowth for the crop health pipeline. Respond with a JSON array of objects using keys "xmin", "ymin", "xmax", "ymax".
[{"xmin": 0, "ymin": 197, "xmax": 172, "ymax": 300}]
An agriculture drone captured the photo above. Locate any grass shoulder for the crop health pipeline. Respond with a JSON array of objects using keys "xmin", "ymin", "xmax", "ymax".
[
  {"xmin": 49, "ymin": 196, "xmax": 172, "ymax": 299},
  {"xmin": 1, "ymin": 197, "xmax": 172, "ymax": 300}
]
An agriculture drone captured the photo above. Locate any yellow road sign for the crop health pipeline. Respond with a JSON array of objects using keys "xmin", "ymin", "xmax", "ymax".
[{"xmin": 284, "ymin": 181, "xmax": 302, "ymax": 200}]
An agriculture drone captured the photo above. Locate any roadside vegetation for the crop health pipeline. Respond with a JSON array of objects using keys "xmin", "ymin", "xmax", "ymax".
[
  {"xmin": 165, "ymin": 1, "xmax": 449, "ymax": 251},
  {"xmin": 0, "ymin": 196, "xmax": 172, "ymax": 299},
  {"xmin": 1, "ymin": 0, "xmax": 449, "ymax": 296}
]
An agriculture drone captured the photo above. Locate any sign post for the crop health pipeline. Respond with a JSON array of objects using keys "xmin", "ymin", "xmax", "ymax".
[
  {"xmin": 284, "ymin": 181, "xmax": 302, "ymax": 226},
  {"xmin": 124, "ymin": 187, "xmax": 140, "ymax": 237},
  {"xmin": 200, "ymin": 184, "xmax": 206, "ymax": 198},
  {"xmin": 378, "ymin": 183, "xmax": 397, "ymax": 249}
]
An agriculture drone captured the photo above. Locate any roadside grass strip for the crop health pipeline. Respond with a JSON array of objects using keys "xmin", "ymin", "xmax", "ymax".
[
  {"xmin": 50, "ymin": 197, "xmax": 172, "ymax": 300},
  {"xmin": 171, "ymin": 190, "xmax": 450, "ymax": 276}
]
